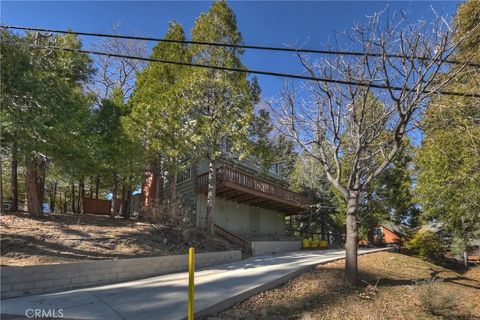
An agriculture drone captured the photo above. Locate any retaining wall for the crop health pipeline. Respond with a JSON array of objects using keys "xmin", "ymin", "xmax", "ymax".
[
  {"xmin": 251, "ymin": 241, "xmax": 302, "ymax": 256},
  {"xmin": 1, "ymin": 250, "xmax": 241, "ymax": 299}
]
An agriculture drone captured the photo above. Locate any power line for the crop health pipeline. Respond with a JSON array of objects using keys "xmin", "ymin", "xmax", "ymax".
[
  {"xmin": 9, "ymin": 41, "xmax": 480, "ymax": 99},
  {"xmin": 2, "ymin": 24, "xmax": 479, "ymax": 68}
]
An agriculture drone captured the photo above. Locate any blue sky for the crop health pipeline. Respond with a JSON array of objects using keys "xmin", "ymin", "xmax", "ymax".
[{"xmin": 1, "ymin": 1, "xmax": 459, "ymax": 99}]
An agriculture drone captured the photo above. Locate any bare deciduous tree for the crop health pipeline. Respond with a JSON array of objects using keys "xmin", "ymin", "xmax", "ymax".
[
  {"xmin": 273, "ymin": 10, "xmax": 479, "ymax": 285},
  {"xmin": 87, "ymin": 22, "xmax": 147, "ymax": 101}
]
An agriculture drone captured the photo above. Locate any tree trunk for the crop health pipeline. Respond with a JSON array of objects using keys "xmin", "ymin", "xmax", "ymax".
[
  {"xmin": 123, "ymin": 177, "xmax": 132, "ymax": 220},
  {"xmin": 95, "ymin": 175, "xmax": 100, "ymax": 199},
  {"xmin": 206, "ymin": 160, "xmax": 216, "ymax": 234},
  {"xmin": 89, "ymin": 177, "xmax": 93, "ymax": 198},
  {"xmin": 345, "ymin": 191, "xmax": 360, "ymax": 285},
  {"xmin": 119, "ymin": 179, "xmax": 126, "ymax": 216},
  {"xmin": 77, "ymin": 180, "xmax": 84, "ymax": 214},
  {"xmin": 168, "ymin": 170, "xmax": 177, "ymax": 217},
  {"xmin": 59, "ymin": 191, "xmax": 63, "ymax": 213},
  {"xmin": 63, "ymin": 190, "xmax": 68, "ymax": 213},
  {"xmin": 110, "ymin": 173, "xmax": 118, "ymax": 220},
  {"xmin": 25, "ymin": 160, "xmax": 43, "ymax": 217},
  {"xmin": 463, "ymin": 251, "xmax": 469, "ymax": 269},
  {"xmin": 11, "ymin": 148, "xmax": 18, "ymax": 212},
  {"xmin": 71, "ymin": 182, "xmax": 76, "ymax": 213},
  {"xmin": 50, "ymin": 182, "xmax": 57, "ymax": 213}
]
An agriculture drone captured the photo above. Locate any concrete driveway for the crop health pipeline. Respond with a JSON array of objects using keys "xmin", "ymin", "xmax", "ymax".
[{"xmin": 1, "ymin": 248, "xmax": 388, "ymax": 320}]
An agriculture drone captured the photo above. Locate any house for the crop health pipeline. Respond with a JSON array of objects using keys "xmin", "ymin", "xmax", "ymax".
[
  {"xmin": 141, "ymin": 155, "xmax": 310, "ymax": 255},
  {"xmin": 360, "ymin": 221, "xmax": 406, "ymax": 247}
]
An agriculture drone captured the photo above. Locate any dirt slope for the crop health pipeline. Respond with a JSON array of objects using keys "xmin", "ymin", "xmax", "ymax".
[{"xmin": 1, "ymin": 212, "xmax": 234, "ymax": 266}]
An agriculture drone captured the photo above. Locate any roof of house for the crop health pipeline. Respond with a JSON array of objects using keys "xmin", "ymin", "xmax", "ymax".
[{"xmin": 379, "ymin": 221, "xmax": 408, "ymax": 237}]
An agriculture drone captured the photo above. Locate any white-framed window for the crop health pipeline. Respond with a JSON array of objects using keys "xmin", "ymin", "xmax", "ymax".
[
  {"xmin": 374, "ymin": 228, "xmax": 384, "ymax": 237},
  {"xmin": 269, "ymin": 163, "xmax": 280, "ymax": 175},
  {"xmin": 177, "ymin": 166, "xmax": 192, "ymax": 184}
]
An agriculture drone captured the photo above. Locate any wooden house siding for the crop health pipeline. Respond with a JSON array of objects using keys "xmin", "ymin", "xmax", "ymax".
[
  {"xmin": 160, "ymin": 166, "xmax": 197, "ymax": 211},
  {"xmin": 152, "ymin": 157, "xmax": 306, "ymax": 236},
  {"xmin": 196, "ymin": 194, "xmax": 286, "ymax": 235},
  {"xmin": 379, "ymin": 226, "xmax": 401, "ymax": 244}
]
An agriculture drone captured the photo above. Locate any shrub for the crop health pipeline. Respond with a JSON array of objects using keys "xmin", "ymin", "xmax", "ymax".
[
  {"xmin": 142, "ymin": 197, "xmax": 194, "ymax": 228},
  {"xmin": 413, "ymin": 279, "xmax": 458, "ymax": 316},
  {"xmin": 405, "ymin": 231, "xmax": 445, "ymax": 261}
]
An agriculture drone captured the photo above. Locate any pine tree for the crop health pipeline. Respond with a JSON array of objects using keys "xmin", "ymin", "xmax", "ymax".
[
  {"xmin": 125, "ymin": 21, "xmax": 193, "ymax": 215},
  {"xmin": 416, "ymin": 0, "xmax": 480, "ymax": 267},
  {"xmin": 185, "ymin": 1, "xmax": 258, "ymax": 233},
  {"xmin": 1, "ymin": 31, "xmax": 94, "ymax": 216}
]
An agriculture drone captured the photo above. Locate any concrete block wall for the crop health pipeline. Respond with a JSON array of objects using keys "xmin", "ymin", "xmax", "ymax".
[
  {"xmin": 1, "ymin": 250, "xmax": 241, "ymax": 299},
  {"xmin": 251, "ymin": 241, "xmax": 301, "ymax": 256}
]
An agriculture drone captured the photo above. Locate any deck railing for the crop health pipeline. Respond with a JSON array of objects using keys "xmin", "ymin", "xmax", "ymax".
[{"xmin": 197, "ymin": 166, "xmax": 309, "ymax": 207}]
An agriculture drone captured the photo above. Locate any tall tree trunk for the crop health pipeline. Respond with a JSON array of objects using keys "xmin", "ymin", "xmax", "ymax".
[
  {"xmin": 71, "ymin": 182, "xmax": 76, "ymax": 213},
  {"xmin": 123, "ymin": 176, "xmax": 132, "ymax": 220},
  {"xmin": 11, "ymin": 147, "xmax": 18, "ymax": 212},
  {"xmin": 168, "ymin": 170, "xmax": 177, "ymax": 217},
  {"xmin": 206, "ymin": 160, "xmax": 216, "ymax": 234},
  {"xmin": 345, "ymin": 191, "xmax": 360, "ymax": 285},
  {"xmin": 95, "ymin": 175, "xmax": 100, "ymax": 199},
  {"xmin": 81, "ymin": 180, "xmax": 85, "ymax": 213},
  {"xmin": 119, "ymin": 178, "xmax": 127, "ymax": 216},
  {"xmin": 59, "ymin": 191, "xmax": 63, "ymax": 214},
  {"xmin": 63, "ymin": 190, "xmax": 68, "ymax": 213},
  {"xmin": 25, "ymin": 159, "xmax": 43, "ymax": 217},
  {"xmin": 50, "ymin": 182, "xmax": 57, "ymax": 213},
  {"xmin": 463, "ymin": 250, "xmax": 469, "ymax": 269},
  {"xmin": 110, "ymin": 173, "xmax": 118, "ymax": 220},
  {"xmin": 77, "ymin": 180, "xmax": 84, "ymax": 214}
]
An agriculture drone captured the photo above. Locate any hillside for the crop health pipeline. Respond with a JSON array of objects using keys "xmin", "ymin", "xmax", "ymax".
[{"xmin": 0, "ymin": 212, "xmax": 235, "ymax": 266}]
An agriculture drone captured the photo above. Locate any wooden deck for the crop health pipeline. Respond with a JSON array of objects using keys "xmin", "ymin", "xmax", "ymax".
[{"xmin": 197, "ymin": 166, "xmax": 309, "ymax": 214}]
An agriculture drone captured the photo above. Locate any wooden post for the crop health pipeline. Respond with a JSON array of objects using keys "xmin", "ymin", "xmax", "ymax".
[{"xmin": 188, "ymin": 247, "xmax": 195, "ymax": 320}]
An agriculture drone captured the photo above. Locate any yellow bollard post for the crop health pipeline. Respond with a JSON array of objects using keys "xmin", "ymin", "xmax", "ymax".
[{"xmin": 188, "ymin": 247, "xmax": 195, "ymax": 320}]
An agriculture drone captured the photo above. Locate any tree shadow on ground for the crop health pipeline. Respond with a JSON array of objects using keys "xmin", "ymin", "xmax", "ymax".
[{"xmin": 217, "ymin": 262, "xmax": 480, "ymax": 320}]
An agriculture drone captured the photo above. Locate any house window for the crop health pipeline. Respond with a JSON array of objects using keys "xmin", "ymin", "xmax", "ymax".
[
  {"xmin": 374, "ymin": 228, "xmax": 384, "ymax": 237},
  {"xmin": 269, "ymin": 163, "xmax": 280, "ymax": 175},
  {"xmin": 177, "ymin": 166, "xmax": 192, "ymax": 184}
]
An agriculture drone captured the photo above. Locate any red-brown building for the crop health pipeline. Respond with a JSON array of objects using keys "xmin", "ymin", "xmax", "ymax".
[{"xmin": 360, "ymin": 221, "xmax": 405, "ymax": 247}]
